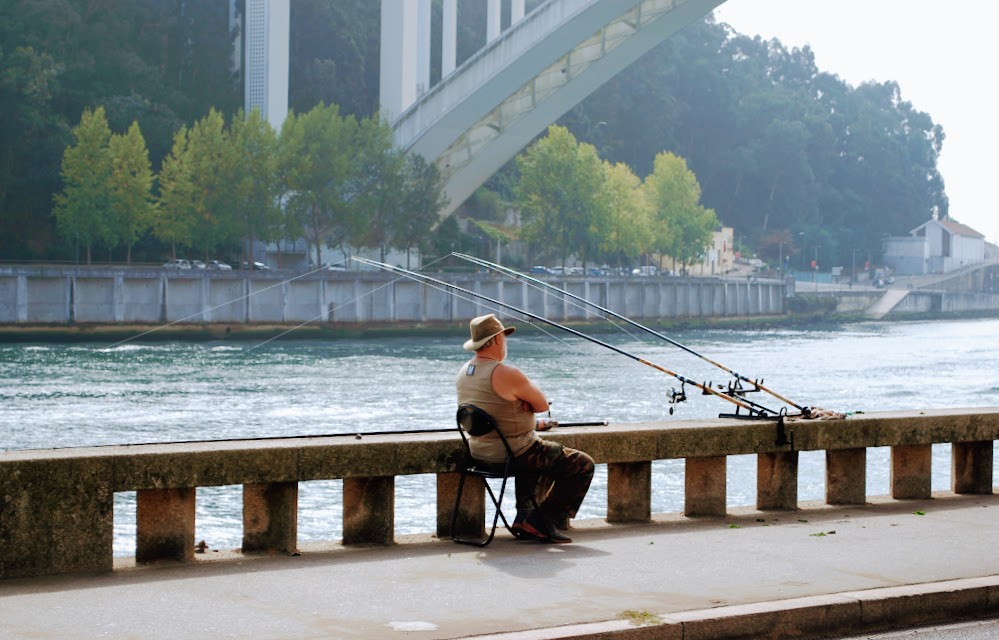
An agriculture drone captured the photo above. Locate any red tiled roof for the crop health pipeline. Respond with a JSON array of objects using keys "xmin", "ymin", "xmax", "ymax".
[{"xmin": 938, "ymin": 218, "xmax": 985, "ymax": 238}]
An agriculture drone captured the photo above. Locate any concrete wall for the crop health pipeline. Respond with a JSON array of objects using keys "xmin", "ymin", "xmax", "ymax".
[
  {"xmin": 2, "ymin": 407, "xmax": 997, "ymax": 579},
  {"xmin": 0, "ymin": 267, "xmax": 787, "ymax": 327},
  {"xmin": 817, "ymin": 288, "xmax": 999, "ymax": 316}
]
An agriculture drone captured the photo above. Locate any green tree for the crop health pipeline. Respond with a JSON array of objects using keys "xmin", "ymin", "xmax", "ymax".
[
  {"xmin": 515, "ymin": 125, "xmax": 608, "ymax": 266},
  {"xmin": 280, "ymin": 103, "xmax": 361, "ymax": 268},
  {"xmin": 229, "ymin": 110, "xmax": 281, "ymax": 265},
  {"xmin": 643, "ymin": 151, "xmax": 717, "ymax": 271},
  {"xmin": 184, "ymin": 109, "xmax": 238, "ymax": 260},
  {"xmin": 107, "ymin": 121, "xmax": 155, "ymax": 263},
  {"xmin": 598, "ymin": 160, "xmax": 650, "ymax": 266},
  {"xmin": 350, "ymin": 116, "xmax": 405, "ymax": 261},
  {"xmin": 391, "ymin": 153, "xmax": 449, "ymax": 268},
  {"xmin": 154, "ymin": 127, "xmax": 197, "ymax": 258},
  {"xmin": 0, "ymin": 45, "xmax": 66, "ymax": 259},
  {"xmin": 53, "ymin": 107, "xmax": 113, "ymax": 264}
]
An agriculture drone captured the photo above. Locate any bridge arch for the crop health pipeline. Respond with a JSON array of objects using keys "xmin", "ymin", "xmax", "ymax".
[{"xmin": 384, "ymin": 0, "xmax": 725, "ymax": 216}]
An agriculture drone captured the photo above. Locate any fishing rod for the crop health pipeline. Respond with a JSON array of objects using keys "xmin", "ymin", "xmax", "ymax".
[
  {"xmin": 353, "ymin": 256, "xmax": 777, "ymax": 419},
  {"xmin": 453, "ymin": 252, "xmax": 812, "ymax": 419},
  {"xmin": 28, "ymin": 421, "xmax": 610, "ymax": 451}
]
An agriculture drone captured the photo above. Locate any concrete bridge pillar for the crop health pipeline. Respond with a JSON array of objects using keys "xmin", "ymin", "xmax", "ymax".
[
  {"xmin": 437, "ymin": 471, "xmax": 485, "ymax": 538},
  {"xmin": 442, "ymin": 0, "xmax": 457, "ymax": 77},
  {"xmin": 891, "ymin": 444, "xmax": 932, "ymax": 499},
  {"xmin": 487, "ymin": 0, "xmax": 501, "ymax": 42},
  {"xmin": 416, "ymin": 0, "xmax": 430, "ymax": 96},
  {"xmin": 242, "ymin": 482, "xmax": 298, "ymax": 554},
  {"xmin": 952, "ymin": 441, "xmax": 993, "ymax": 495},
  {"xmin": 685, "ymin": 456, "xmax": 727, "ymax": 517},
  {"xmin": 136, "ymin": 487, "xmax": 196, "ymax": 563},
  {"xmin": 826, "ymin": 448, "xmax": 867, "ymax": 505},
  {"xmin": 607, "ymin": 461, "xmax": 651, "ymax": 522},
  {"xmin": 343, "ymin": 476, "xmax": 395, "ymax": 545},
  {"xmin": 512, "ymin": 0, "xmax": 525, "ymax": 23},
  {"xmin": 380, "ymin": 0, "xmax": 419, "ymax": 121},
  {"xmin": 757, "ymin": 451, "xmax": 798, "ymax": 510}
]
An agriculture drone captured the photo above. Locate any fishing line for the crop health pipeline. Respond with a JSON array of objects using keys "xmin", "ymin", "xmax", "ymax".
[
  {"xmin": 353, "ymin": 257, "xmax": 771, "ymax": 417},
  {"xmin": 384, "ymin": 271, "xmax": 593, "ymax": 357},
  {"xmin": 103, "ymin": 262, "xmax": 341, "ymax": 349},
  {"xmin": 453, "ymin": 253, "xmax": 810, "ymax": 416},
  {"xmin": 455, "ymin": 254, "xmax": 654, "ymax": 348},
  {"xmin": 240, "ymin": 254, "xmax": 456, "ymax": 354}
]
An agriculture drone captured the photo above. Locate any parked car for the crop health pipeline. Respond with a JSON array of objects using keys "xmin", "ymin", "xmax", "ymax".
[
  {"xmin": 632, "ymin": 266, "xmax": 658, "ymax": 276},
  {"xmin": 242, "ymin": 261, "xmax": 272, "ymax": 271},
  {"xmin": 529, "ymin": 266, "xmax": 552, "ymax": 275},
  {"xmin": 190, "ymin": 260, "xmax": 206, "ymax": 269},
  {"xmin": 207, "ymin": 260, "xmax": 232, "ymax": 271},
  {"xmin": 163, "ymin": 259, "xmax": 191, "ymax": 270}
]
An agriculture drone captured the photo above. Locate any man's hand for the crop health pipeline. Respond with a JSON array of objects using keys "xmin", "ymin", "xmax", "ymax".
[{"xmin": 536, "ymin": 418, "xmax": 558, "ymax": 431}]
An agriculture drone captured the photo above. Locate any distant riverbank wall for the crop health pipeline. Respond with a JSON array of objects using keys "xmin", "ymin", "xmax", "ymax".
[
  {"xmin": 0, "ymin": 266, "xmax": 788, "ymax": 326},
  {"xmin": 806, "ymin": 288, "xmax": 999, "ymax": 316}
]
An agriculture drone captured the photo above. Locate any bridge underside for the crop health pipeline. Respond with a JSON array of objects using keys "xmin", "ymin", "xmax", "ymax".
[{"xmin": 392, "ymin": 0, "xmax": 725, "ymax": 217}]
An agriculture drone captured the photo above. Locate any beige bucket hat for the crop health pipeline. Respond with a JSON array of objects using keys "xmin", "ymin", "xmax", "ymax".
[{"xmin": 463, "ymin": 313, "xmax": 515, "ymax": 351}]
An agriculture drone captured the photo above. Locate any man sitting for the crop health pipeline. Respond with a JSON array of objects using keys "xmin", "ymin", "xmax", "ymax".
[{"xmin": 455, "ymin": 314, "xmax": 594, "ymax": 543}]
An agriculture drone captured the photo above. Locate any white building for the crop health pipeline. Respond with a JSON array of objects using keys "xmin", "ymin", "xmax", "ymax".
[
  {"xmin": 242, "ymin": 0, "xmax": 289, "ymax": 131},
  {"xmin": 883, "ymin": 217, "xmax": 986, "ymax": 275},
  {"xmin": 685, "ymin": 227, "xmax": 735, "ymax": 276}
]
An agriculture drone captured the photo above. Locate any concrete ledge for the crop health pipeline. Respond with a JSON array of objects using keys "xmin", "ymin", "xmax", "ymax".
[{"xmin": 465, "ymin": 577, "xmax": 999, "ymax": 640}]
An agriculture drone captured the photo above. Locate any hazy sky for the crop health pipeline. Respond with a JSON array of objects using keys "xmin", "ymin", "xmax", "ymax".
[{"xmin": 712, "ymin": 0, "xmax": 997, "ymax": 244}]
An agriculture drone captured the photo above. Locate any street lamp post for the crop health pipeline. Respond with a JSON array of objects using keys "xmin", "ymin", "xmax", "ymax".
[{"xmin": 813, "ymin": 245, "xmax": 820, "ymax": 292}]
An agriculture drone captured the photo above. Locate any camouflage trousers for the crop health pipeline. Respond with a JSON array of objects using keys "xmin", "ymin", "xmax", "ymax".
[{"xmin": 511, "ymin": 439, "xmax": 594, "ymax": 520}]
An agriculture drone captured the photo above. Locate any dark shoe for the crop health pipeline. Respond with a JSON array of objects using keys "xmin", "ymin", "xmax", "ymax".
[
  {"xmin": 511, "ymin": 510, "xmax": 549, "ymax": 542},
  {"xmin": 527, "ymin": 510, "xmax": 573, "ymax": 544}
]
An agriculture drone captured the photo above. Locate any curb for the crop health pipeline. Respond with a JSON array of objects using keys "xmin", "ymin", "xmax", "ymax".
[{"xmin": 464, "ymin": 576, "xmax": 999, "ymax": 640}]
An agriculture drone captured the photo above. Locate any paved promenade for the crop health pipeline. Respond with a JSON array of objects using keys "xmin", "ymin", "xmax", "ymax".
[{"xmin": 3, "ymin": 493, "xmax": 999, "ymax": 639}]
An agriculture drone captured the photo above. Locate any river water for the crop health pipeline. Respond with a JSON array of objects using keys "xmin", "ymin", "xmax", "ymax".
[{"xmin": 3, "ymin": 317, "xmax": 998, "ymax": 555}]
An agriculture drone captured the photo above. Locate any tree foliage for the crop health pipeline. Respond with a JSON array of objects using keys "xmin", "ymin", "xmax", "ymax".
[
  {"xmin": 107, "ymin": 121, "xmax": 155, "ymax": 263},
  {"xmin": 53, "ymin": 107, "xmax": 113, "ymax": 264},
  {"xmin": 2, "ymin": 4, "xmax": 952, "ymax": 267},
  {"xmin": 516, "ymin": 125, "xmax": 608, "ymax": 266},
  {"xmin": 560, "ymin": 18, "xmax": 948, "ymax": 268},
  {"xmin": 598, "ymin": 161, "xmax": 650, "ymax": 265},
  {"xmin": 643, "ymin": 152, "xmax": 718, "ymax": 269}
]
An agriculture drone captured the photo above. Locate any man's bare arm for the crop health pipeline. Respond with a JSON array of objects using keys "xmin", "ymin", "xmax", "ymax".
[{"xmin": 491, "ymin": 363, "xmax": 549, "ymax": 413}]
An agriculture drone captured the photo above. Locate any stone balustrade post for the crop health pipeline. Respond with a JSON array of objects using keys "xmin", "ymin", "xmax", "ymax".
[
  {"xmin": 826, "ymin": 448, "xmax": 867, "ymax": 505},
  {"xmin": 136, "ymin": 487, "xmax": 196, "ymax": 563},
  {"xmin": 437, "ymin": 472, "xmax": 485, "ymax": 538},
  {"xmin": 685, "ymin": 456, "xmax": 727, "ymax": 517},
  {"xmin": 242, "ymin": 482, "xmax": 298, "ymax": 554},
  {"xmin": 891, "ymin": 444, "xmax": 931, "ymax": 499},
  {"xmin": 0, "ymin": 457, "xmax": 114, "ymax": 578},
  {"xmin": 607, "ymin": 461, "xmax": 651, "ymax": 522},
  {"xmin": 343, "ymin": 476, "xmax": 394, "ymax": 545},
  {"xmin": 757, "ymin": 451, "xmax": 798, "ymax": 510},
  {"xmin": 952, "ymin": 441, "xmax": 993, "ymax": 495}
]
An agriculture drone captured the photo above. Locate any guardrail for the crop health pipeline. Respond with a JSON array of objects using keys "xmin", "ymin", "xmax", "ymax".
[{"xmin": 2, "ymin": 407, "xmax": 997, "ymax": 580}]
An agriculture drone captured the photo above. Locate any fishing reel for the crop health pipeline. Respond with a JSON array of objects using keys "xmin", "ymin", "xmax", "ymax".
[{"xmin": 667, "ymin": 382, "xmax": 688, "ymax": 415}]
